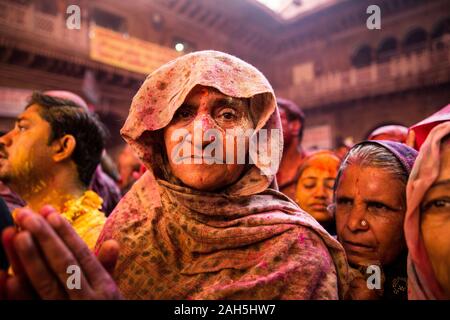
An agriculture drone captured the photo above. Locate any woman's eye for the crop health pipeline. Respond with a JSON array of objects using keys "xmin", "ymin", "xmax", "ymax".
[
  {"xmin": 174, "ymin": 106, "xmax": 194, "ymax": 120},
  {"xmin": 424, "ymin": 199, "xmax": 450, "ymax": 212},
  {"xmin": 180, "ymin": 111, "xmax": 191, "ymax": 118},
  {"xmin": 325, "ymin": 181, "xmax": 335, "ymax": 190},
  {"xmin": 336, "ymin": 198, "xmax": 352, "ymax": 212},
  {"xmin": 218, "ymin": 108, "xmax": 237, "ymax": 120},
  {"xmin": 337, "ymin": 198, "xmax": 352, "ymax": 206},
  {"xmin": 300, "ymin": 178, "xmax": 316, "ymax": 189},
  {"xmin": 368, "ymin": 202, "xmax": 388, "ymax": 212},
  {"xmin": 433, "ymin": 200, "xmax": 450, "ymax": 208},
  {"xmin": 222, "ymin": 113, "xmax": 234, "ymax": 119}
]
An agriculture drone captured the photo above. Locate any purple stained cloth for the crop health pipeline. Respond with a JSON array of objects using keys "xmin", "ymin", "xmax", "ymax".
[
  {"xmin": 89, "ymin": 165, "xmax": 122, "ymax": 216},
  {"xmin": 351, "ymin": 140, "xmax": 418, "ymax": 175},
  {"xmin": 0, "ymin": 181, "xmax": 25, "ymax": 212}
]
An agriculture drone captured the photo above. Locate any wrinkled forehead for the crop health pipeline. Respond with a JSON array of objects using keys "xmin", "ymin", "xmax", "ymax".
[{"xmin": 184, "ymin": 85, "xmax": 250, "ymax": 108}]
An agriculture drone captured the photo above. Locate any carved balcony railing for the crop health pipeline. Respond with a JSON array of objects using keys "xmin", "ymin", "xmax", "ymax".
[
  {"xmin": 0, "ymin": 1, "xmax": 88, "ymax": 56},
  {"xmin": 279, "ymin": 41, "xmax": 450, "ymax": 109}
]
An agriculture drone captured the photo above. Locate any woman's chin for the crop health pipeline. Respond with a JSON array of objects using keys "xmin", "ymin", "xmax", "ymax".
[
  {"xmin": 309, "ymin": 210, "xmax": 333, "ymax": 224},
  {"xmin": 173, "ymin": 164, "xmax": 243, "ymax": 191},
  {"xmin": 179, "ymin": 174, "xmax": 231, "ymax": 192},
  {"xmin": 184, "ymin": 181, "xmax": 220, "ymax": 191}
]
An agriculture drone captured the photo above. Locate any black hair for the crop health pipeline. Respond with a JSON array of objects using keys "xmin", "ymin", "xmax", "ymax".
[{"xmin": 26, "ymin": 92, "xmax": 107, "ymax": 187}]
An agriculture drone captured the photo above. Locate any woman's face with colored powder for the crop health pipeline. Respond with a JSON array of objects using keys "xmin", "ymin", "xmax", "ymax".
[
  {"xmin": 335, "ymin": 164, "xmax": 406, "ymax": 267},
  {"xmin": 163, "ymin": 86, "xmax": 254, "ymax": 191},
  {"xmin": 296, "ymin": 155, "xmax": 339, "ymax": 225},
  {"xmin": 420, "ymin": 140, "xmax": 450, "ymax": 297}
]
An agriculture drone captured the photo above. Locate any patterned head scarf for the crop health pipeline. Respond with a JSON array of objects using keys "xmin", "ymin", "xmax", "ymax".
[
  {"xmin": 405, "ymin": 121, "xmax": 450, "ymax": 299},
  {"xmin": 121, "ymin": 50, "xmax": 282, "ymax": 193},
  {"xmin": 364, "ymin": 140, "xmax": 418, "ymax": 174},
  {"xmin": 97, "ymin": 51, "xmax": 348, "ymax": 300}
]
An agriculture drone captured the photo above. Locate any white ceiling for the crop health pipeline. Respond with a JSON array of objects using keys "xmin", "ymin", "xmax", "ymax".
[{"xmin": 254, "ymin": 0, "xmax": 341, "ymax": 21}]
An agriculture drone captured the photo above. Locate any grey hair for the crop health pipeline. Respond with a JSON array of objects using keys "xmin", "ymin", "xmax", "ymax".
[{"xmin": 334, "ymin": 143, "xmax": 409, "ymax": 204}]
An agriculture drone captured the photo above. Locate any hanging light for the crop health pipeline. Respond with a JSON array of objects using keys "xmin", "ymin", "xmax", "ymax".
[{"xmin": 175, "ymin": 43, "xmax": 185, "ymax": 52}]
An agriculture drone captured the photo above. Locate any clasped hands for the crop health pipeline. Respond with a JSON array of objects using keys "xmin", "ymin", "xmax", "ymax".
[{"xmin": 0, "ymin": 206, "xmax": 122, "ymax": 300}]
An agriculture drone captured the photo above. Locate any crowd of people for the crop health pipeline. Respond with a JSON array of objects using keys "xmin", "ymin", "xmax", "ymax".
[{"xmin": 0, "ymin": 50, "xmax": 448, "ymax": 300}]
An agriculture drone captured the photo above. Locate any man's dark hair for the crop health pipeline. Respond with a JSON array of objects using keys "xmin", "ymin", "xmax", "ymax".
[
  {"xmin": 26, "ymin": 92, "xmax": 107, "ymax": 187},
  {"xmin": 277, "ymin": 97, "xmax": 305, "ymax": 143}
]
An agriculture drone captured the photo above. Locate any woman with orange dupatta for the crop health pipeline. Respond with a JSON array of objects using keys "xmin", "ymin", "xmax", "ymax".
[{"xmin": 295, "ymin": 151, "xmax": 340, "ymax": 234}]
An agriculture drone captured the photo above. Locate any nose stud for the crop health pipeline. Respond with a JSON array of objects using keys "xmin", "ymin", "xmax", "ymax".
[{"xmin": 360, "ymin": 219, "xmax": 368, "ymax": 227}]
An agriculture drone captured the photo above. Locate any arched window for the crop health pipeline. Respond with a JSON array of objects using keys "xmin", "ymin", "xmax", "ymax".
[
  {"xmin": 351, "ymin": 45, "xmax": 372, "ymax": 68},
  {"xmin": 376, "ymin": 37, "xmax": 398, "ymax": 62},
  {"xmin": 402, "ymin": 27, "xmax": 427, "ymax": 53}
]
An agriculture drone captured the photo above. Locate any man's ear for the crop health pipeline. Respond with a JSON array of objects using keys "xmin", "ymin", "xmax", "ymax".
[{"xmin": 52, "ymin": 135, "xmax": 76, "ymax": 162}]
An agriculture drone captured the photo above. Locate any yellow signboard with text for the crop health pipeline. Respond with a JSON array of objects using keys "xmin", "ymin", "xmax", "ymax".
[{"xmin": 89, "ymin": 25, "xmax": 181, "ymax": 75}]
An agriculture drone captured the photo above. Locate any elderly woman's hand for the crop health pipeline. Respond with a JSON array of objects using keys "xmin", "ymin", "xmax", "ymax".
[{"xmin": 0, "ymin": 206, "xmax": 122, "ymax": 300}]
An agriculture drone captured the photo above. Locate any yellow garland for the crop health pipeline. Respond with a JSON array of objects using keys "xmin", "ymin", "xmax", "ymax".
[
  {"xmin": 60, "ymin": 190, "xmax": 106, "ymax": 250},
  {"xmin": 9, "ymin": 191, "xmax": 107, "ymax": 275},
  {"xmin": 61, "ymin": 190, "xmax": 103, "ymax": 223}
]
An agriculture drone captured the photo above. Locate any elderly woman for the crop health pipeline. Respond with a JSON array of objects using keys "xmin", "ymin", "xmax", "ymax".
[
  {"xmin": 0, "ymin": 51, "xmax": 348, "ymax": 300},
  {"xmin": 333, "ymin": 141, "xmax": 417, "ymax": 300},
  {"xmin": 405, "ymin": 121, "xmax": 450, "ymax": 299},
  {"xmin": 295, "ymin": 151, "xmax": 340, "ymax": 234}
]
